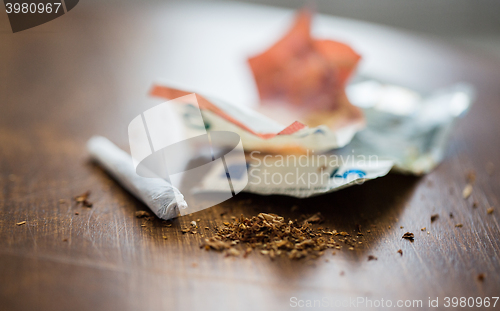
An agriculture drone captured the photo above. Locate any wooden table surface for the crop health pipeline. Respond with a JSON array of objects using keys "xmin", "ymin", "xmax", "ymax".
[{"xmin": 1, "ymin": 2, "xmax": 499, "ymax": 311}]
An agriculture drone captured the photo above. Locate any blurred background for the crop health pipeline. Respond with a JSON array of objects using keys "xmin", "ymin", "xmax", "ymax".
[
  {"xmin": 244, "ymin": 0, "xmax": 500, "ymax": 59},
  {"xmin": 87, "ymin": 0, "xmax": 500, "ymax": 60},
  {"xmin": 3, "ymin": 0, "xmax": 500, "ymax": 58}
]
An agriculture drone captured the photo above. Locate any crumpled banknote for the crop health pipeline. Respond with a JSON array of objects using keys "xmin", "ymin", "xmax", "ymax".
[
  {"xmin": 150, "ymin": 84, "xmax": 361, "ymax": 153},
  {"xmin": 248, "ymin": 9, "xmax": 364, "ymax": 135},
  {"xmin": 345, "ymin": 80, "xmax": 473, "ymax": 175},
  {"xmin": 150, "ymin": 80, "xmax": 472, "ymax": 198}
]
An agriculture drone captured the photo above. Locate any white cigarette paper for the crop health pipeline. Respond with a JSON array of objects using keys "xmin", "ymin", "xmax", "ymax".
[{"xmin": 87, "ymin": 136, "xmax": 187, "ymax": 220}]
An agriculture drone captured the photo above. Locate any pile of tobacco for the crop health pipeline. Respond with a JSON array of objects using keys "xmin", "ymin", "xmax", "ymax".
[{"xmin": 201, "ymin": 212, "xmax": 360, "ymax": 260}]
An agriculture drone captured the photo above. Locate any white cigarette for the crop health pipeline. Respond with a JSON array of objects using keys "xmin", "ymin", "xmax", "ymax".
[{"xmin": 87, "ymin": 136, "xmax": 187, "ymax": 220}]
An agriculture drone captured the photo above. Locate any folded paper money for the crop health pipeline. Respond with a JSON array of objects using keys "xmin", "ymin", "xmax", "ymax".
[
  {"xmin": 150, "ymin": 84, "xmax": 361, "ymax": 154},
  {"xmin": 150, "ymin": 80, "xmax": 472, "ymax": 197},
  {"xmin": 248, "ymin": 9, "xmax": 364, "ymax": 133}
]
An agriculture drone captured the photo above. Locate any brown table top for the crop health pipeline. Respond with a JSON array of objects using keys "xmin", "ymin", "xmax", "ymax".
[{"xmin": 1, "ymin": 2, "xmax": 499, "ymax": 311}]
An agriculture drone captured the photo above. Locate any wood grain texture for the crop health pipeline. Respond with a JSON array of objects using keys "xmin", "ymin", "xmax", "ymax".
[{"xmin": 1, "ymin": 2, "xmax": 499, "ymax": 311}]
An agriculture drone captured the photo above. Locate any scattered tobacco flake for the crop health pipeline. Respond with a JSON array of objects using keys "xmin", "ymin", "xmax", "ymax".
[
  {"xmin": 162, "ymin": 236, "xmax": 168, "ymax": 240},
  {"xmin": 62, "ymin": 238, "xmax": 68, "ymax": 242},
  {"xmin": 16, "ymin": 221, "xmax": 26, "ymax": 226},
  {"xmin": 487, "ymin": 207, "xmax": 494, "ymax": 215},
  {"xmin": 243, "ymin": 247, "xmax": 252, "ymax": 258},
  {"xmin": 462, "ymin": 184, "xmax": 473, "ymax": 199},
  {"xmin": 477, "ymin": 273, "xmax": 485, "ymax": 281},
  {"xmin": 397, "ymin": 249, "xmax": 403, "ymax": 256},
  {"xmin": 190, "ymin": 221, "xmax": 197, "ymax": 227},
  {"xmin": 75, "ymin": 212, "xmax": 79, "ymax": 215},
  {"xmin": 455, "ymin": 223, "xmax": 463, "ymax": 228},
  {"xmin": 74, "ymin": 191, "xmax": 90, "ymax": 203},
  {"xmin": 135, "ymin": 211, "xmax": 150, "ymax": 218},
  {"xmin": 225, "ymin": 248, "xmax": 241, "ymax": 257},
  {"xmin": 421, "ymin": 227, "xmax": 426, "ymax": 231},
  {"xmin": 201, "ymin": 237, "xmax": 232, "ymax": 251},
  {"xmin": 466, "ymin": 170, "xmax": 476, "ymax": 183},
  {"xmin": 74, "ymin": 191, "xmax": 93, "ymax": 207},
  {"xmin": 431, "ymin": 214, "xmax": 439, "ymax": 223},
  {"xmin": 321, "ymin": 230, "xmax": 335, "ymax": 235},
  {"xmin": 402, "ymin": 232, "xmax": 414, "ymax": 241},
  {"xmin": 200, "ymin": 212, "xmax": 353, "ymax": 261},
  {"xmin": 472, "ymin": 201, "xmax": 478, "ymax": 208},
  {"xmin": 368, "ymin": 255, "xmax": 377, "ymax": 261},
  {"xmin": 355, "ymin": 224, "xmax": 362, "ymax": 233},
  {"xmin": 449, "ymin": 213, "xmax": 454, "ymax": 218},
  {"xmin": 303, "ymin": 212, "xmax": 324, "ymax": 224}
]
